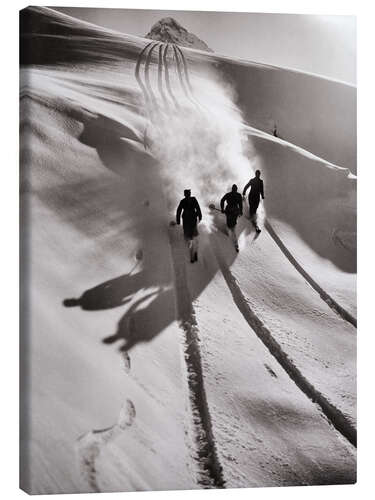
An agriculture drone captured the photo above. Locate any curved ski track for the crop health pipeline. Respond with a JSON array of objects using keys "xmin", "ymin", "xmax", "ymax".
[
  {"xmin": 135, "ymin": 40, "xmax": 199, "ymax": 116},
  {"xmin": 211, "ymin": 233, "xmax": 356, "ymax": 447},
  {"xmin": 265, "ymin": 221, "xmax": 356, "ymax": 328},
  {"xmin": 132, "ymin": 42, "xmax": 357, "ymax": 487}
]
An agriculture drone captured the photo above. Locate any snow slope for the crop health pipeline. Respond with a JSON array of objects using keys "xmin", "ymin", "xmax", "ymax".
[{"xmin": 20, "ymin": 6, "xmax": 356, "ymax": 494}]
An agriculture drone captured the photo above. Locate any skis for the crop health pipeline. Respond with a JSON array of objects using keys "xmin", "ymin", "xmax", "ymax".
[{"xmin": 252, "ymin": 220, "xmax": 261, "ymax": 234}]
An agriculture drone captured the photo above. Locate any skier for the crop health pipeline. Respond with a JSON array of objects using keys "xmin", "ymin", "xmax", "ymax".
[
  {"xmin": 242, "ymin": 169, "xmax": 264, "ymax": 233},
  {"xmin": 176, "ymin": 189, "xmax": 202, "ymax": 263},
  {"xmin": 220, "ymin": 184, "xmax": 243, "ymax": 252}
]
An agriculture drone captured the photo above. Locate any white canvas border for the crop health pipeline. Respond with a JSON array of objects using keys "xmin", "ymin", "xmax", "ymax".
[{"xmin": 2, "ymin": 0, "xmax": 373, "ymax": 498}]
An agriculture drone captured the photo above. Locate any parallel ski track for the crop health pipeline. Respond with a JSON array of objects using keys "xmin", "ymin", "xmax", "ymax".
[
  {"xmin": 135, "ymin": 39, "xmax": 356, "ymax": 452},
  {"xmin": 157, "ymin": 43, "xmax": 170, "ymax": 109},
  {"xmin": 265, "ymin": 221, "xmax": 357, "ymax": 328},
  {"xmin": 163, "ymin": 44, "xmax": 180, "ymax": 109},
  {"xmin": 168, "ymin": 227, "xmax": 225, "ymax": 489},
  {"xmin": 134, "ymin": 41, "xmax": 155, "ymax": 108},
  {"xmin": 144, "ymin": 42, "xmax": 160, "ymax": 107},
  {"xmin": 172, "ymin": 45, "xmax": 190, "ymax": 98},
  {"xmin": 211, "ymin": 233, "xmax": 356, "ymax": 448},
  {"xmin": 172, "ymin": 45, "xmax": 200, "ymax": 109},
  {"xmin": 175, "ymin": 45, "xmax": 195, "ymax": 95},
  {"xmin": 135, "ymin": 41, "xmax": 198, "ymax": 112}
]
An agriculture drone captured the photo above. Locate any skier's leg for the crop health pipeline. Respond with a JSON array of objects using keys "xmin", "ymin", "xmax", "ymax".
[
  {"xmin": 188, "ymin": 238, "xmax": 195, "ymax": 262},
  {"xmin": 249, "ymin": 198, "xmax": 260, "ymax": 226},
  {"xmin": 233, "ymin": 229, "xmax": 238, "ymax": 248},
  {"xmin": 230, "ymin": 227, "xmax": 239, "ymax": 251},
  {"xmin": 192, "ymin": 236, "xmax": 199, "ymax": 262}
]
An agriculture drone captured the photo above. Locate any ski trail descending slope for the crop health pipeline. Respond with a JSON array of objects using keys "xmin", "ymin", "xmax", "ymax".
[
  {"xmin": 77, "ymin": 400, "xmax": 136, "ymax": 492},
  {"xmin": 211, "ymin": 234, "xmax": 356, "ymax": 447},
  {"xmin": 265, "ymin": 221, "xmax": 356, "ymax": 327},
  {"xmin": 185, "ymin": 237, "xmax": 356, "ymax": 486},
  {"xmin": 267, "ymin": 217, "xmax": 356, "ymax": 320},
  {"xmin": 168, "ymin": 227, "xmax": 225, "ymax": 488},
  {"xmin": 212, "ymin": 226, "xmax": 356, "ymax": 440}
]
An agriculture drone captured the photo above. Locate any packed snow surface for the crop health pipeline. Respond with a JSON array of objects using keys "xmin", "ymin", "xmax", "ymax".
[{"xmin": 20, "ymin": 7, "xmax": 356, "ymax": 494}]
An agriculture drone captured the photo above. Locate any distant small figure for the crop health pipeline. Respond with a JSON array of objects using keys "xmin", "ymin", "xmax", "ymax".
[
  {"xmin": 273, "ymin": 124, "xmax": 278, "ymax": 137},
  {"xmin": 176, "ymin": 189, "xmax": 202, "ymax": 263},
  {"xmin": 220, "ymin": 184, "xmax": 243, "ymax": 252}
]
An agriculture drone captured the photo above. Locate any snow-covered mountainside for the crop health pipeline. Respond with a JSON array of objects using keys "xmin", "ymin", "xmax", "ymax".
[
  {"xmin": 145, "ymin": 16, "xmax": 213, "ymax": 52},
  {"xmin": 20, "ymin": 6, "xmax": 356, "ymax": 495}
]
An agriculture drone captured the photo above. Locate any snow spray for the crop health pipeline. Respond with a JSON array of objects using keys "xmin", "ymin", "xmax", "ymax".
[{"xmin": 137, "ymin": 49, "xmax": 265, "ymax": 229}]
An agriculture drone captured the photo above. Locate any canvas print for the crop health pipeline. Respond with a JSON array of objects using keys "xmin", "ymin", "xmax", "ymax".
[{"xmin": 20, "ymin": 6, "xmax": 357, "ymax": 494}]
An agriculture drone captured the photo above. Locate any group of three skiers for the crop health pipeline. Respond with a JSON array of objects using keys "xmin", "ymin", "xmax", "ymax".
[{"xmin": 176, "ymin": 170, "xmax": 265, "ymax": 262}]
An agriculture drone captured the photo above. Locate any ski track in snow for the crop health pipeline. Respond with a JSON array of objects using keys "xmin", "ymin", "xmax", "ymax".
[
  {"xmin": 136, "ymin": 39, "xmax": 357, "ymax": 469},
  {"xmin": 211, "ymin": 234, "xmax": 357, "ymax": 448},
  {"xmin": 20, "ymin": 9, "xmax": 357, "ymax": 491},
  {"xmin": 134, "ymin": 41, "xmax": 154, "ymax": 108},
  {"xmin": 163, "ymin": 44, "xmax": 180, "ymax": 109},
  {"xmin": 265, "ymin": 221, "xmax": 356, "ymax": 328},
  {"xmin": 77, "ymin": 399, "xmax": 136, "ymax": 492},
  {"xmin": 144, "ymin": 42, "xmax": 159, "ymax": 107},
  {"xmin": 212, "ymin": 203, "xmax": 355, "ymax": 329},
  {"xmin": 137, "ymin": 40, "xmax": 197, "ymax": 117},
  {"xmin": 168, "ymin": 227, "xmax": 225, "ymax": 489}
]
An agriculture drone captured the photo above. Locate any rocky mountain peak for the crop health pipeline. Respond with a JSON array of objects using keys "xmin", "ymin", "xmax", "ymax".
[{"xmin": 145, "ymin": 17, "xmax": 213, "ymax": 52}]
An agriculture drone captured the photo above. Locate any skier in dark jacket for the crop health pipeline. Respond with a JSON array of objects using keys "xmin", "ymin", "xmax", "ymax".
[
  {"xmin": 243, "ymin": 170, "xmax": 264, "ymax": 232},
  {"xmin": 220, "ymin": 184, "xmax": 243, "ymax": 252},
  {"xmin": 176, "ymin": 189, "xmax": 202, "ymax": 263}
]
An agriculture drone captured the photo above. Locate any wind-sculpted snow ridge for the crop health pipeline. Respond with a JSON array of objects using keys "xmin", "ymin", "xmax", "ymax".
[
  {"xmin": 212, "ymin": 236, "xmax": 356, "ymax": 448},
  {"xmin": 217, "ymin": 56, "xmax": 356, "ymax": 173},
  {"xmin": 168, "ymin": 228, "xmax": 225, "ymax": 488}
]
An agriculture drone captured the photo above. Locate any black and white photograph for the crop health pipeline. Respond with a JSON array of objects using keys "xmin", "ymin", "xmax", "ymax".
[{"xmin": 19, "ymin": 4, "xmax": 357, "ymax": 495}]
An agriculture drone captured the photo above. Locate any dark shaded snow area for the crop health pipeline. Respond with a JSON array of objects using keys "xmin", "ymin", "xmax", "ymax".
[{"xmin": 20, "ymin": 6, "xmax": 356, "ymax": 494}]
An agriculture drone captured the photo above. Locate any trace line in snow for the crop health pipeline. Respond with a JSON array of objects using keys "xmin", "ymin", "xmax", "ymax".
[
  {"xmin": 168, "ymin": 227, "xmax": 225, "ymax": 489},
  {"xmin": 163, "ymin": 44, "xmax": 180, "ymax": 110},
  {"xmin": 173, "ymin": 45, "xmax": 200, "ymax": 109},
  {"xmin": 211, "ymin": 234, "xmax": 357, "ymax": 448},
  {"xmin": 77, "ymin": 399, "xmax": 136, "ymax": 492},
  {"xmin": 144, "ymin": 42, "xmax": 160, "ymax": 107},
  {"xmin": 157, "ymin": 43, "xmax": 170, "ymax": 109},
  {"xmin": 134, "ymin": 41, "xmax": 155, "ymax": 108},
  {"xmin": 136, "ymin": 41, "xmax": 199, "ymax": 114},
  {"xmin": 175, "ymin": 46, "xmax": 194, "ymax": 96},
  {"xmin": 265, "ymin": 221, "xmax": 357, "ymax": 328},
  {"xmin": 172, "ymin": 44, "xmax": 189, "ymax": 98}
]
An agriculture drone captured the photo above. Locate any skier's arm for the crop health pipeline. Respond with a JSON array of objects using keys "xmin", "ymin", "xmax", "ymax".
[
  {"xmin": 220, "ymin": 194, "xmax": 227, "ymax": 213},
  {"xmin": 195, "ymin": 198, "xmax": 202, "ymax": 221},
  {"xmin": 176, "ymin": 201, "xmax": 183, "ymax": 224},
  {"xmin": 243, "ymin": 180, "xmax": 251, "ymax": 197},
  {"xmin": 261, "ymin": 180, "xmax": 265, "ymax": 199}
]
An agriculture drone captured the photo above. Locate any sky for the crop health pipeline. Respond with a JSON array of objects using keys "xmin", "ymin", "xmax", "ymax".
[{"xmin": 54, "ymin": 7, "xmax": 356, "ymax": 84}]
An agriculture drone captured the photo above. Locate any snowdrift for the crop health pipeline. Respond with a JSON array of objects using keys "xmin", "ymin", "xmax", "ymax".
[
  {"xmin": 20, "ymin": 7, "xmax": 356, "ymax": 494},
  {"xmin": 219, "ymin": 57, "xmax": 356, "ymax": 173}
]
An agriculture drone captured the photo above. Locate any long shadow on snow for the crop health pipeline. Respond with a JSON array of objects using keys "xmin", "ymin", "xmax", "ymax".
[{"xmin": 60, "ymin": 112, "xmax": 243, "ymax": 352}]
